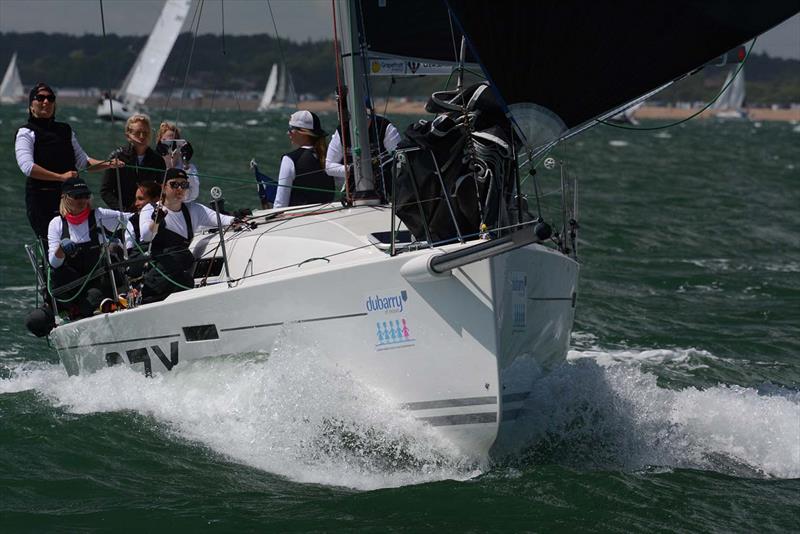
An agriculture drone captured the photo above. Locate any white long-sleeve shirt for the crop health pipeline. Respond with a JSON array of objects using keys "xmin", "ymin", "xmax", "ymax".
[
  {"xmin": 15, "ymin": 127, "xmax": 90, "ymax": 177},
  {"xmin": 139, "ymin": 202, "xmax": 234, "ymax": 243},
  {"xmin": 47, "ymin": 208, "xmax": 130, "ymax": 268},
  {"xmin": 324, "ymin": 121, "xmax": 401, "ymax": 189}
]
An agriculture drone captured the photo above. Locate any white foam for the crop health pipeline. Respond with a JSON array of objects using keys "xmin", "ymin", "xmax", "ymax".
[
  {"xmin": 0, "ymin": 324, "xmax": 477, "ymax": 490},
  {"xmin": 526, "ymin": 348, "xmax": 800, "ymax": 478}
]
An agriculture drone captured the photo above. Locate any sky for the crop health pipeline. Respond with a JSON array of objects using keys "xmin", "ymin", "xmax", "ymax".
[{"xmin": 0, "ymin": 1, "xmax": 797, "ymax": 59}]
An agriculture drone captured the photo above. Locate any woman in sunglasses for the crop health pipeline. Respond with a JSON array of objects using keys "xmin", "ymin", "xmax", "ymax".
[
  {"xmin": 155, "ymin": 121, "xmax": 199, "ymax": 203},
  {"xmin": 138, "ymin": 168, "xmax": 236, "ymax": 302},
  {"xmin": 15, "ymin": 82, "xmax": 123, "ymax": 241},
  {"xmin": 47, "ymin": 177, "xmax": 131, "ymax": 319},
  {"xmin": 100, "ymin": 113, "xmax": 166, "ymax": 212}
]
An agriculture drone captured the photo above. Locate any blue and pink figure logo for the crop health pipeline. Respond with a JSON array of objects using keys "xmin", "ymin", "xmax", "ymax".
[{"xmin": 375, "ymin": 318, "xmax": 414, "ymax": 350}]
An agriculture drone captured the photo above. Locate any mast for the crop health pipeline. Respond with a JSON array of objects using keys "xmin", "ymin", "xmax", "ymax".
[{"xmin": 335, "ymin": 0, "xmax": 378, "ymax": 205}]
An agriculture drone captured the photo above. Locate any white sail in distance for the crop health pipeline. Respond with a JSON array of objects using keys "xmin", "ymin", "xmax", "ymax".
[
  {"xmin": 257, "ymin": 63, "xmax": 279, "ymax": 111},
  {"xmin": 0, "ymin": 52, "xmax": 25, "ymax": 104},
  {"xmin": 712, "ymin": 68, "xmax": 746, "ymax": 111},
  {"xmin": 120, "ymin": 0, "xmax": 191, "ymax": 106}
]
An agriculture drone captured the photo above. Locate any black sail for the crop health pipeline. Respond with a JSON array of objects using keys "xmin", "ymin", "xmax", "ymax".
[{"xmin": 362, "ymin": 1, "xmax": 798, "ymax": 144}]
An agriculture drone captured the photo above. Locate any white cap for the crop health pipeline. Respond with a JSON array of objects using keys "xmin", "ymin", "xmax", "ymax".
[{"xmin": 288, "ymin": 110, "xmax": 326, "ymax": 136}]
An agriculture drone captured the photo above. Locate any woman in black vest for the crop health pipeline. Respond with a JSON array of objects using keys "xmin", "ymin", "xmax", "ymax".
[
  {"xmin": 47, "ymin": 177, "xmax": 129, "ymax": 319},
  {"xmin": 273, "ymin": 110, "xmax": 334, "ymax": 208},
  {"xmin": 101, "ymin": 113, "xmax": 166, "ymax": 212},
  {"xmin": 15, "ymin": 82, "xmax": 123, "ymax": 240},
  {"xmin": 138, "ymin": 168, "xmax": 235, "ymax": 302}
]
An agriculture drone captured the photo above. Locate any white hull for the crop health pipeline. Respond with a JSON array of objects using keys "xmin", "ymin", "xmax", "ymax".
[
  {"xmin": 49, "ymin": 205, "xmax": 578, "ymax": 461},
  {"xmin": 96, "ymin": 98, "xmax": 137, "ymax": 121}
]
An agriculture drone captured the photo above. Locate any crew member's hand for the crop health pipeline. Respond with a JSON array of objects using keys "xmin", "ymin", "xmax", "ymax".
[
  {"xmin": 180, "ymin": 141, "xmax": 194, "ymax": 162},
  {"xmin": 60, "ymin": 170, "xmax": 78, "ymax": 181},
  {"xmin": 108, "ymin": 158, "xmax": 125, "ymax": 169},
  {"xmin": 150, "ymin": 203, "xmax": 168, "ymax": 225},
  {"xmin": 59, "ymin": 238, "xmax": 78, "ymax": 256}
]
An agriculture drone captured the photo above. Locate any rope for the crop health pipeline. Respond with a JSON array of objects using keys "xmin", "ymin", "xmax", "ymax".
[{"xmin": 598, "ymin": 37, "xmax": 757, "ymax": 131}]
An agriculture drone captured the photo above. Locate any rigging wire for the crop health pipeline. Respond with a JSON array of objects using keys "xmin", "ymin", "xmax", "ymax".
[
  {"xmin": 97, "ymin": 0, "xmax": 116, "ymax": 127},
  {"xmin": 161, "ymin": 0, "xmax": 203, "ymax": 115},
  {"xmin": 173, "ymin": 0, "xmax": 205, "ymax": 125},
  {"xmin": 266, "ymin": 0, "xmax": 298, "ymax": 108},
  {"xmin": 598, "ymin": 37, "xmax": 757, "ymax": 131}
]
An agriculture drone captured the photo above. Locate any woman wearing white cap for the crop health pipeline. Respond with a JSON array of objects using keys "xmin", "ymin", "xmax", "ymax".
[{"xmin": 273, "ymin": 110, "xmax": 335, "ymax": 209}]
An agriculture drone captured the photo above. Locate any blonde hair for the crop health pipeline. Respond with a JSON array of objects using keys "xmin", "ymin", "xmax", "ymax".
[
  {"xmin": 59, "ymin": 195, "xmax": 92, "ymax": 217},
  {"xmin": 125, "ymin": 114, "xmax": 152, "ymax": 136},
  {"xmin": 157, "ymin": 121, "xmax": 181, "ymax": 142},
  {"xmin": 294, "ymin": 130, "xmax": 328, "ymax": 169}
]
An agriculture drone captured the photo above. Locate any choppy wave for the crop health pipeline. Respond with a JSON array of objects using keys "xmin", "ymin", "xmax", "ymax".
[{"xmin": 1, "ymin": 336, "xmax": 798, "ymax": 487}]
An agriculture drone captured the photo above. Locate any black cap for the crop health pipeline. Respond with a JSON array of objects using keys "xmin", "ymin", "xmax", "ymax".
[
  {"xmin": 62, "ymin": 177, "xmax": 91, "ymax": 197},
  {"xmin": 165, "ymin": 168, "xmax": 189, "ymax": 180}
]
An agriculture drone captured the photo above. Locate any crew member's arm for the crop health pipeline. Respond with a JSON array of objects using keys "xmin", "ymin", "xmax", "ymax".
[
  {"xmin": 273, "ymin": 156, "xmax": 295, "ymax": 209},
  {"xmin": 190, "ymin": 203, "xmax": 235, "ymax": 229},
  {"xmin": 15, "ymin": 129, "xmax": 76, "ymax": 182},
  {"xmin": 47, "ymin": 217, "xmax": 66, "ymax": 268},
  {"xmin": 383, "ymin": 122, "xmax": 402, "ymax": 152},
  {"xmin": 95, "ymin": 207, "xmax": 132, "ymax": 234},
  {"xmin": 325, "ymin": 131, "xmax": 346, "ymax": 190},
  {"xmin": 139, "ymin": 203, "xmax": 157, "ymax": 243}
]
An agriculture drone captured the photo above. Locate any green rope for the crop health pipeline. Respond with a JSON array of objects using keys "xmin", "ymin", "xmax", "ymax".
[{"xmin": 598, "ymin": 37, "xmax": 756, "ymax": 131}]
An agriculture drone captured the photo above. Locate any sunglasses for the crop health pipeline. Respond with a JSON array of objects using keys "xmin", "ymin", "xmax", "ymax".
[
  {"xmin": 34, "ymin": 94, "xmax": 56, "ymax": 102},
  {"xmin": 168, "ymin": 181, "xmax": 190, "ymax": 190}
]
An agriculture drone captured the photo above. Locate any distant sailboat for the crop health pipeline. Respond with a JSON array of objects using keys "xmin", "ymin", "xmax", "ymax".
[
  {"xmin": 97, "ymin": 0, "xmax": 191, "ymax": 120},
  {"xmin": 257, "ymin": 63, "xmax": 296, "ymax": 111},
  {"xmin": 0, "ymin": 52, "xmax": 25, "ymax": 104},
  {"xmin": 712, "ymin": 67, "xmax": 748, "ymax": 119}
]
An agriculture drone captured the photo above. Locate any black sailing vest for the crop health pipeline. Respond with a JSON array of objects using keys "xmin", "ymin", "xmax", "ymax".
[
  {"xmin": 20, "ymin": 118, "xmax": 77, "ymax": 238},
  {"xmin": 150, "ymin": 204, "xmax": 194, "ymax": 255},
  {"xmin": 285, "ymin": 147, "xmax": 335, "ymax": 206},
  {"xmin": 58, "ymin": 210, "xmax": 101, "ymax": 278}
]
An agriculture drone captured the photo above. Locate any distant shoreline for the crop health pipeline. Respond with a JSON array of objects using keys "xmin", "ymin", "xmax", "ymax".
[{"xmin": 61, "ymin": 96, "xmax": 800, "ymax": 122}]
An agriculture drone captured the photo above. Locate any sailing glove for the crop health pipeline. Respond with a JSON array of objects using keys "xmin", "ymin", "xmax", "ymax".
[
  {"xmin": 59, "ymin": 238, "xmax": 77, "ymax": 256},
  {"xmin": 180, "ymin": 141, "xmax": 193, "ymax": 162}
]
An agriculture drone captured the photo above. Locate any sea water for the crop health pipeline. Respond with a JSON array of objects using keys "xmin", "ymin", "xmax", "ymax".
[{"xmin": 1, "ymin": 106, "xmax": 798, "ymax": 531}]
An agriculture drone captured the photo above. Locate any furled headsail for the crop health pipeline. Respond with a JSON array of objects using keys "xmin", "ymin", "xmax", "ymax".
[{"xmin": 362, "ymin": 0, "xmax": 798, "ymax": 149}]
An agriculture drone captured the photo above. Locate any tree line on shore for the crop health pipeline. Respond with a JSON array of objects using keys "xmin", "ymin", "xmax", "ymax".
[{"xmin": 1, "ymin": 32, "xmax": 798, "ymax": 104}]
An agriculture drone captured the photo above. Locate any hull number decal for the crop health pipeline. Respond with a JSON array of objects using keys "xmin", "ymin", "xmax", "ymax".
[{"xmin": 106, "ymin": 341, "xmax": 179, "ymax": 377}]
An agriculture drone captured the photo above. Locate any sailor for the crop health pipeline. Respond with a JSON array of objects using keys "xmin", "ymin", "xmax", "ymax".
[
  {"xmin": 325, "ymin": 89, "xmax": 401, "ymax": 201},
  {"xmin": 101, "ymin": 113, "xmax": 166, "ymax": 211},
  {"xmin": 15, "ymin": 82, "xmax": 123, "ymax": 241},
  {"xmin": 128, "ymin": 181, "xmax": 162, "ymax": 249},
  {"xmin": 138, "ymin": 168, "xmax": 237, "ymax": 301},
  {"xmin": 273, "ymin": 110, "xmax": 335, "ymax": 209},
  {"xmin": 47, "ymin": 177, "xmax": 130, "ymax": 319},
  {"xmin": 155, "ymin": 121, "xmax": 200, "ymax": 202}
]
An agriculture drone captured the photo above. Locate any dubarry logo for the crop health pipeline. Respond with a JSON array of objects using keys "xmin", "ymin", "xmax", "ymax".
[{"xmin": 366, "ymin": 290, "xmax": 408, "ymax": 314}]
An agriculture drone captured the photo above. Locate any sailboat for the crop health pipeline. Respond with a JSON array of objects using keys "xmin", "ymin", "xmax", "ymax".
[
  {"xmin": 0, "ymin": 52, "xmax": 25, "ymax": 104},
  {"xmin": 35, "ymin": 1, "xmax": 797, "ymax": 464},
  {"xmin": 257, "ymin": 63, "xmax": 296, "ymax": 111},
  {"xmin": 712, "ymin": 68, "xmax": 748, "ymax": 119},
  {"xmin": 96, "ymin": 0, "xmax": 191, "ymax": 121}
]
